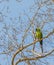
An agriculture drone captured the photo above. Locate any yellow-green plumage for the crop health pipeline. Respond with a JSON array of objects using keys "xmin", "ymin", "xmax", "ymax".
[
  {"xmin": 35, "ymin": 31, "xmax": 42, "ymax": 39},
  {"xmin": 35, "ymin": 28, "xmax": 43, "ymax": 53}
]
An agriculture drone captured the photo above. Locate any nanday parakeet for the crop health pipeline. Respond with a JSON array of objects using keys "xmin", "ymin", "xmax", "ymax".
[{"xmin": 35, "ymin": 28, "xmax": 43, "ymax": 53}]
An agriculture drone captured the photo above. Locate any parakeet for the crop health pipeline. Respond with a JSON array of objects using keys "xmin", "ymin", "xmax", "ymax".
[{"xmin": 35, "ymin": 28, "xmax": 43, "ymax": 53}]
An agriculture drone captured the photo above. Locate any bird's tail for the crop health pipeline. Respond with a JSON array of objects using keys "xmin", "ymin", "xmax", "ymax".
[{"xmin": 40, "ymin": 40, "xmax": 43, "ymax": 53}]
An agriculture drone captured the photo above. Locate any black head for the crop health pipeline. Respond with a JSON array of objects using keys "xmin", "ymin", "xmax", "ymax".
[{"xmin": 36, "ymin": 28, "xmax": 41, "ymax": 31}]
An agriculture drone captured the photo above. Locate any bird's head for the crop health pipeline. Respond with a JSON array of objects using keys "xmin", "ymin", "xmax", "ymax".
[{"xmin": 36, "ymin": 28, "xmax": 41, "ymax": 31}]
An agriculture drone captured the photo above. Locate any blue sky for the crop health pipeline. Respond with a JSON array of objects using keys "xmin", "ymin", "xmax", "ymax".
[{"xmin": 0, "ymin": 0, "xmax": 54, "ymax": 65}]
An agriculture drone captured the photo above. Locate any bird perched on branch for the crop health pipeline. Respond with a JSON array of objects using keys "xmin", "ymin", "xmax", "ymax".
[{"xmin": 35, "ymin": 27, "xmax": 43, "ymax": 53}]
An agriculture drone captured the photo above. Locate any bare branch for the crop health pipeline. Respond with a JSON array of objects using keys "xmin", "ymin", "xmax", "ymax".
[
  {"xmin": 12, "ymin": 30, "xmax": 54, "ymax": 65},
  {"xmin": 15, "ymin": 49, "xmax": 54, "ymax": 65}
]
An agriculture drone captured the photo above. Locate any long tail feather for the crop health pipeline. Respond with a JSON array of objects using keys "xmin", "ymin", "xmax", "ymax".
[{"xmin": 40, "ymin": 40, "xmax": 43, "ymax": 53}]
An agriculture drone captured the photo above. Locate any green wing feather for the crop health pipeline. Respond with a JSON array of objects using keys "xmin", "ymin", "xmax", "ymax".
[{"xmin": 35, "ymin": 28, "xmax": 43, "ymax": 53}]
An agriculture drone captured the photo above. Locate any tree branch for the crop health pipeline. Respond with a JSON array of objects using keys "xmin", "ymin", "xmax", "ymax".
[
  {"xmin": 15, "ymin": 49, "xmax": 54, "ymax": 65},
  {"xmin": 12, "ymin": 30, "xmax": 54, "ymax": 65}
]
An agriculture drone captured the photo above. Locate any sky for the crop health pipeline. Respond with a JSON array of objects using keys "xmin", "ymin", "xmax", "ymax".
[{"xmin": 0, "ymin": 0, "xmax": 54, "ymax": 65}]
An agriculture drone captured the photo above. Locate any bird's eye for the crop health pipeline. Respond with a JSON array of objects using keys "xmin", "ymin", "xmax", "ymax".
[{"xmin": 36, "ymin": 29, "xmax": 37, "ymax": 31}]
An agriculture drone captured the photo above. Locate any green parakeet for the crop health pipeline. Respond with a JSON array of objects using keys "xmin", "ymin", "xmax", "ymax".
[{"xmin": 35, "ymin": 28, "xmax": 43, "ymax": 53}]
